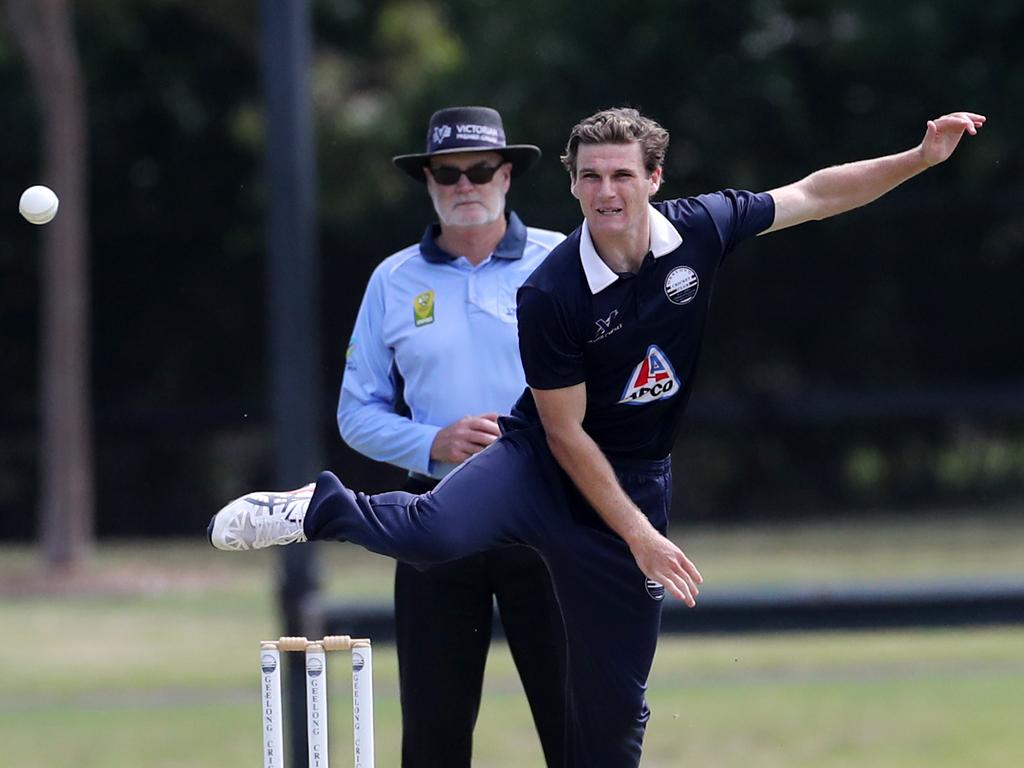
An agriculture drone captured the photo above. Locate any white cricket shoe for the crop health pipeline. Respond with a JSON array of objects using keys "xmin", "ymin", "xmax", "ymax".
[{"xmin": 208, "ymin": 484, "xmax": 314, "ymax": 551}]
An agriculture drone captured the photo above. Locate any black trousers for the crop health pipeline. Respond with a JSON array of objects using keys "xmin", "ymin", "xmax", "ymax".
[{"xmin": 395, "ymin": 475, "xmax": 567, "ymax": 768}]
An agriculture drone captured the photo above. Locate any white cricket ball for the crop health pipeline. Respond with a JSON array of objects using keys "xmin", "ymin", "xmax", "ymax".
[{"xmin": 19, "ymin": 185, "xmax": 60, "ymax": 225}]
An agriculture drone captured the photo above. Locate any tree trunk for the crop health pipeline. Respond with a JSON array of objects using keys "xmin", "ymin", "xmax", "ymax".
[{"xmin": 6, "ymin": 0, "xmax": 94, "ymax": 568}]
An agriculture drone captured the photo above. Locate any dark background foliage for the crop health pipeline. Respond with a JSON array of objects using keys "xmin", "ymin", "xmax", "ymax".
[{"xmin": 1, "ymin": 0, "xmax": 1022, "ymax": 537}]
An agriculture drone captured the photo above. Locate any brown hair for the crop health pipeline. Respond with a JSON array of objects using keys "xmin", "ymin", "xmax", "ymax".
[{"xmin": 561, "ymin": 107, "xmax": 670, "ymax": 178}]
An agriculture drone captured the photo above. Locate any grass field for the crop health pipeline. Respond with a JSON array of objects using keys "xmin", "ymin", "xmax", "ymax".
[{"xmin": 1, "ymin": 509, "xmax": 1022, "ymax": 767}]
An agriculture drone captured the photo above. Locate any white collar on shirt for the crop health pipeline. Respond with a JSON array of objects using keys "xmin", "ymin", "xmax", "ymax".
[{"xmin": 579, "ymin": 204, "xmax": 683, "ymax": 294}]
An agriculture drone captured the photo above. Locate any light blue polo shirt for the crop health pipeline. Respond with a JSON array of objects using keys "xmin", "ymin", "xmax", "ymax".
[{"xmin": 338, "ymin": 212, "xmax": 564, "ymax": 479}]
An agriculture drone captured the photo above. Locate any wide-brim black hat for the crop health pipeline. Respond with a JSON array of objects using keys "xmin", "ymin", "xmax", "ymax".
[{"xmin": 393, "ymin": 106, "xmax": 541, "ymax": 183}]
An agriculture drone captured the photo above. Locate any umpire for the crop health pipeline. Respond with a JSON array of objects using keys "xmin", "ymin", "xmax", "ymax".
[{"xmin": 337, "ymin": 106, "xmax": 566, "ymax": 767}]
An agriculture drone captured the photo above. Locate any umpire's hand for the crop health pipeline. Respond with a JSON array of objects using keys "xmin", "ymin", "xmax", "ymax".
[{"xmin": 431, "ymin": 412, "xmax": 502, "ymax": 464}]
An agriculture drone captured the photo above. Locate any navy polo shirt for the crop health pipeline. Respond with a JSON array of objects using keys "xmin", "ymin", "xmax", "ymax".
[{"xmin": 512, "ymin": 189, "xmax": 775, "ymax": 460}]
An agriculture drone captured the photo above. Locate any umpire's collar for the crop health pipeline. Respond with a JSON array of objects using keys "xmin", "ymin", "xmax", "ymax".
[{"xmin": 420, "ymin": 211, "xmax": 527, "ymax": 264}]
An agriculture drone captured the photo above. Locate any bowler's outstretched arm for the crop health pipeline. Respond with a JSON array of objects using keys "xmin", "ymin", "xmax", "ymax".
[{"xmin": 764, "ymin": 111, "xmax": 986, "ymax": 234}]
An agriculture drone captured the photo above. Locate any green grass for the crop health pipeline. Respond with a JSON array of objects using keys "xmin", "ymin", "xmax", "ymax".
[
  {"xmin": 2, "ymin": 623, "xmax": 1021, "ymax": 767},
  {"xmin": 644, "ymin": 631, "xmax": 1024, "ymax": 767},
  {"xmin": 1, "ymin": 509, "xmax": 1022, "ymax": 767},
  {"xmin": 687, "ymin": 509, "xmax": 1024, "ymax": 587}
]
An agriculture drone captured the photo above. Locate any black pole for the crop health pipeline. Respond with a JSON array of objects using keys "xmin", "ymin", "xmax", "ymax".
[{"xmin": 261, "ymin": 2, "xmax": 323, "ymax": 766}]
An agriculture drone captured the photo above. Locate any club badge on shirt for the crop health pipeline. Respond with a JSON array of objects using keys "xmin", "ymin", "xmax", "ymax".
[
  {"xmin": 413, "ymin": 289, "xmax": 435, "ymax": 327},
  {"xmin": 664, "ymin": 266, "xmax": 699, "ymax": 305},
  {"xmin": 619, "ymin": 345, "xmax": 679, "ymax": 404}
]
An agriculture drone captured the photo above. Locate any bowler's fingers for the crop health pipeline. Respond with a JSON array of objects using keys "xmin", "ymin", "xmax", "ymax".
[
  {"xmin": 662, "ymin": 553, "xmax": 703, "ymax": 608},
  {"xmin": 933, "ymin": 112, "xmax": 986, "ymax": 136},
  {"xmin": 681, "ymin": 551, "xmax": 703, "ymax": 585},
  {"xmin": 930, "ymin": 116, "xmax": 966, "ymax": 137},
  {"xmin": 663, "ymin": 571, "xmax": 697, "ymax": 607}
]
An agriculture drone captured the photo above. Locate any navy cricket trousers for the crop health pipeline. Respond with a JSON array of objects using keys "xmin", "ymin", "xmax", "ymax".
[{"xmin": 304, "ymin": 420, "xmax": 672, "ymax": 768}]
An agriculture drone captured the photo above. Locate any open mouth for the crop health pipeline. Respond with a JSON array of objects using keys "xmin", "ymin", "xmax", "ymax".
[{"xmin": 596, "ymin": 207, "xmax": 623, "ymax": 216}]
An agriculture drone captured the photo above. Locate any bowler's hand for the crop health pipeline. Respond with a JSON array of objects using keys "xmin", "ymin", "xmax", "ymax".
[
  {"xmin": 920, "ymin": 111, "xmax": 986, "ymax": 166},
  {"xmin": 431, "ymin": 412, "xmax": 501, "ymax": 464},
  {"xmin": 629, "ymin": 527, "xmax": 703, "ymax": 607}
]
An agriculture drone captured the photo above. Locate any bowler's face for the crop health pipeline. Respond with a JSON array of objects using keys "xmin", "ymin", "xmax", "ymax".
[
  {"xmin": 570, "ymin": 142, "xmax": 662, "ymax": 237},
  {"xmin": 425, "ymin": 151, "xmax": 511, "ymax": 228}
]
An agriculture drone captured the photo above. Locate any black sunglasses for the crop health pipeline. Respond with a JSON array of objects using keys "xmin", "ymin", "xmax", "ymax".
[{"xmin": 427, "ymin": 161, "xmax": 504, "ymax": 186}]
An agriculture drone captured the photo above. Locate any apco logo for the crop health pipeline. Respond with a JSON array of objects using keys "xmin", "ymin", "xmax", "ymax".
[
  {"xmin": 352, "ymin": 651, "xmax": 365, "ymax": 672},
  {"xmin": 645, "ymin": 578, "xmax": 665, "ymax": 601},
  {"xmin": 431, "ymin": 125, "xmax": 452, "ymax": 144},
  {"xmin": 413, "ymin": 289, "xmax": 435, "ymax": 327},
  {"xmin": 619, "ymin": 345, "xmax": 679, "ymax": 405},
  {"xmin": 664, "ymin": 266, "xmax": 699, "ymax": 305},
  {"xmin": 261, "ymin": 653, "xmax": 277, "ymax": 674}
]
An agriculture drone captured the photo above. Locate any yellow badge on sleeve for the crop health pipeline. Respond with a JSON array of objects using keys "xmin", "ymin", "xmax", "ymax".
[{"xmin": 413, "ymin": 289, "xmax": 435, "ymax": 327}]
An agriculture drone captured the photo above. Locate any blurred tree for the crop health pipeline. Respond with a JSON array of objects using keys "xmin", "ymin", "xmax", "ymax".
[{"xmin": 4, "ymin": 0, "xmax": 93, "ymax": 565}]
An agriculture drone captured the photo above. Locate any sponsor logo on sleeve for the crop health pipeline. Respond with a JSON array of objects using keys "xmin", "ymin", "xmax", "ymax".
[
  {"xmin": 664, "ymin": 266, "xmax": 699, "ymax": 305},
  {"xmin": 413, "ymin": 289, "xmax": 436, "ymax": 326},
  {"xmin": 619, "ymin": 345, "xmax": 679, "ymax": 404}
]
